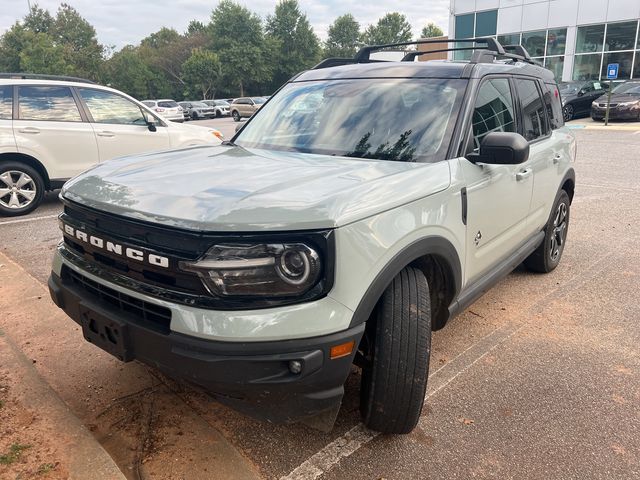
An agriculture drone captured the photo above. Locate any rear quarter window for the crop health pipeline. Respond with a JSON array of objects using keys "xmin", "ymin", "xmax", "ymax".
[
  {"xmin": 0, "ymin": 86, "xmax": 12, "ymax": 119},
  {"xmin": 544, "ymin": 82, "xmax": 564, "ymax": 129}
]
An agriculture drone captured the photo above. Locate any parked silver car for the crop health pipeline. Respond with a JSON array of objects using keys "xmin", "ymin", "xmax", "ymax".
[
  {"xmin": 202, "ymin": 100, "xmax": 230, "ymax": 117},
  {"xmin": 141, "ymin": 99, "xmax": 184, "ymax": 122},
  {"xmin": 178, "ymin": 101, "xmax": 216, "ymax": 120}
]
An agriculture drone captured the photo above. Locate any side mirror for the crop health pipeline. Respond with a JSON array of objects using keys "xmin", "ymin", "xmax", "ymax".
[
  {"xmin": 472, "ymin": 132, "xmax": 529, "ymax": 165},
  {"xmin": 577, "ymin": 89, "xmax": 585, "ymax": 96},
  {"xmin": 147, "ymin": 121, "xmax": 157, "ymax": 132}
]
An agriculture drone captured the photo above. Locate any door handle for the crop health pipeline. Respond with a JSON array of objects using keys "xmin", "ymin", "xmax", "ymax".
[
  {"xmin": 18, "ymin": 127, "xmax": 40, "ymax": 134},
  {"xmin": 97, "ymin": 131, "xmax": 115, "ymax": 137},
  {"xmin": 553, "ymin": 154, "xmax": 562, "ymax": 165},
  {"xmin": 516, "ymin": 168, "xmax": 532, "ymax": 181}
]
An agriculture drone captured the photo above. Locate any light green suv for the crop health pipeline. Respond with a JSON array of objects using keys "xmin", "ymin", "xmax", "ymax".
[{"xmin": 49, "ymin": 39, "xmax": 575, "ymax": 434}]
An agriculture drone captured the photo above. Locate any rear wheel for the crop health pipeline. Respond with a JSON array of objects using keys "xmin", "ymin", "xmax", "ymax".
[
  {"xmin": 0, "ymin": 162, "xmax": 45, "ymax": 217},
  {"xmin": 360, "ymin": 266, "xmax": 431, "ymax": 434},
  {"xmin": 232, "ymin": 110, "xmax": 241, "ymax": 122},
  {"xmin": 524, "ymin": 190, "xmax": 570, "ymax": 273},
  {"xmin": 563, "ymin": 104, "xmax": 574, "ymax": 121}
]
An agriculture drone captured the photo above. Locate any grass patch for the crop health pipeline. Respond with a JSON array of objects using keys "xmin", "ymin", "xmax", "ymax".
[
  {"xmin": 37, "ymin": 462, "xmax": 56, "ymax": 475},
  {"xmin": 0, "ymin": 443, "xmax": 30, "ymax": 465}
]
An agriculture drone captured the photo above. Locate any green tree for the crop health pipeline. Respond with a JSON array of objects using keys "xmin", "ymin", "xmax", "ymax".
[
  {"xmin": 324, "ymin": 14, "xmax": 360, "ymax": 58},
  {"xmin": 53, "ymin": 3, "xmax": 104, "ymax": 79},
  {"xmin": 102, "ymin": 46, "xmax": 167, "ymax": 100},
  {"xmin": 421, "ymin": 22, "xmax": 444, "ymax": 38},
  {"xmin": 209, "ymin": 0, "xmax": 273, "ymax": 96},
  {"xmin": 182, "ymin": 48, "xmax": 221, "ymax": 99},
  {"xmin": 19, "ymin": 31, "xmax": 69, "ymax": 75},
  {"xmin": 361, "ymin": 12, "xmax": 413, "ymax": 45},
  {"xmin": 22, "ymin": 5, "xmax": 54, "ymax": 34},
  {"xmin": 265, "ymin": 0, "xmax": 320, "ymax": 89}
]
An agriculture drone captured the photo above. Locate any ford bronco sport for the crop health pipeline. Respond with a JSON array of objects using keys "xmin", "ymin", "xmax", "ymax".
[{"xmin": 49, "ymin": 39, "xmax": 575, "ymax": 434}]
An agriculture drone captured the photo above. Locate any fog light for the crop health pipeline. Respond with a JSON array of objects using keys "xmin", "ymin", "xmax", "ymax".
[{"xmin": 289, "ymin": 360, "xmax": 303, "ymax": 374}]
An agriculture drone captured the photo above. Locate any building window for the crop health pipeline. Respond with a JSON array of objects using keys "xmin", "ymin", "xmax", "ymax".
[
  {"xmin": 522, "ymin": 30, "xmax": 546, "ymax": 57},
  {"xmin": 546, "ymin": 29, "xmax": 567, "ymax": 56},
  {"xmin": 498, "ymin": 33, "xmax": 520, "ymax": 46},
  {"xmin": 475, "ymin": 10, "xmax": 497, "ymax": 37},
  {"xmin": 453, "ymin": 10, "xmax": 498, "ymax": 60},
  {"xmin": 545, "ymin": 57, "xmax": 565, "ymax": 80},
  {"xmin": 573, "ymin": 54, "xmax": 602, "ymax": 80},
  {"xmin": 601, "ymin": 52, "xmax": 634, "ymax": 80},
  {"xmin": 576, "ymin": 24, "xmax": 605, "ymax": 53},
  {"xmin": 605, "ymin": 21, "xmax": 637, "ymax": 51}
]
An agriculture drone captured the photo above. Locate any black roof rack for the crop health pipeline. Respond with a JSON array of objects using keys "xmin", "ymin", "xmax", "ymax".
[
  {"xmin": 313, "ymin": 37, "xmax": 539, "ymax": 70},
  {"xmin": 0, "ymin": 73, "xmax": 95, "ymax": 84}
]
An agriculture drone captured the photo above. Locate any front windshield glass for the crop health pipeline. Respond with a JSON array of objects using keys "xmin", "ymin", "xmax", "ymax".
[
  {"xmin": 252, "ymin": 97, "xmax": 266, "ymax": 104},
  {"xmin": 612, "ymin": 82, "xmax": 640, "ymax": 95},
  {"xmin": 559, "ymin": 83, "xmax": 580, "ymax": 95},
  {"xmin": 193, "ymin": 102, "xmax": 208, "ymax": 107},
  {"xmin": 215, "ymin": 100, "xmax": 230, "ymax": 106},
  {"xmin": 235, "ymin": 79, "xmax": 465, "ymax": 163}
]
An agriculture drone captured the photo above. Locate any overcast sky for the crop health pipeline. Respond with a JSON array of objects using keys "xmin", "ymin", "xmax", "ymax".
[{"xmin": 1, "ymin": 0, "xmax": 451, "ymax": 49}]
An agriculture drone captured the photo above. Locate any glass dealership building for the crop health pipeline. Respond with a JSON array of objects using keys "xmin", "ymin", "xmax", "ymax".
[{"xmin": 448, "ymin": 0, "xmax": 640, "ymax": 82}]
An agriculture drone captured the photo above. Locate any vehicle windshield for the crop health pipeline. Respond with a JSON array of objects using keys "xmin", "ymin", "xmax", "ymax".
[
  {"xmin": 158, "ymin": 100, "xmax": 178, "ymax": 108},
  {"xmin": 559, "ymin": 83, "xmax": 580, "ymax": 95},
  {"xmin": 612, "ymin": 82, "xmax": 640, "ymax": 95},
  {"xmin": 235, "ymin": 79, "xmax": 465, "ymax": 163},
  {"xmin": 215, "ymin": 100, "xmax": 230, "ymax": 106},
  {"xmin": 252, "ymin": 97, "xmax": 267, "ymax": 104},
  {"xmin": 192, "ymin": 102, "xmax": 208, "ymax": 107}
]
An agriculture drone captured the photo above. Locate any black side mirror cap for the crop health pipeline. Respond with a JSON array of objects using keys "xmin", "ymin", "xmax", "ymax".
[
  {"xmin": 146, "ymin": 121, "xmax": 157, "ymax": 132},
  {"xmin": 471, "ymin": 132, "xmax": 529, "ymax": 165}
]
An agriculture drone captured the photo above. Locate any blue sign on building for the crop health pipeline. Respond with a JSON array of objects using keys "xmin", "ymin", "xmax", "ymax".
[{"xmin": 606, "ymin": 63, "xmax": 619, "ymax": 80}]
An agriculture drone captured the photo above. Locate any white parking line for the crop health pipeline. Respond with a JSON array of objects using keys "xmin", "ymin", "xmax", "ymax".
[
  {"xmin": 0, "ymin": 214, "xmax": 59, "ymax": 226},
  {"xmin": 280, "ymin": 324, "xmax": 519, "ymax": 480}
]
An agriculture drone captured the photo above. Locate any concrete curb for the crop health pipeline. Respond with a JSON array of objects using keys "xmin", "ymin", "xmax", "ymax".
[{"xmin": 0, "ymin": 331, "xmax": 127, "ymax": 480}]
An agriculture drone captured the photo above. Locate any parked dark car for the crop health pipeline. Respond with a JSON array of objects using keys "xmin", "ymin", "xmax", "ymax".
[
  {"xmin": 559, "ymin": 81, "xmax": 608, "ymax": 121},
  {"xmin": 591, "ymin": 80, "xmax": 640, "ymax": 121}
]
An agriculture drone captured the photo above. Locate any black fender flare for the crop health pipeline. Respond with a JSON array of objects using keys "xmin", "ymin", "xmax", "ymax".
[
  {"xmin": 559, "ymin": 167, "xmax": 575, "ymax": 204},
  {"xmin": 348, "ymin": 236, "xmax": 462, "ymax": 328}
]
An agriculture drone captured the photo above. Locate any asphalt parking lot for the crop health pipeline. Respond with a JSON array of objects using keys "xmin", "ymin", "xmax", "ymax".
[{"xmin": 1, "ymin": 127, "xmax": 639, "ymax": 479}]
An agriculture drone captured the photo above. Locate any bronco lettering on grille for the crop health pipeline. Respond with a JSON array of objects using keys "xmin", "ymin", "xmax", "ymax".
[{"xmin": 62, "ymin": 222, "xmax": 170, "ymax": 268}]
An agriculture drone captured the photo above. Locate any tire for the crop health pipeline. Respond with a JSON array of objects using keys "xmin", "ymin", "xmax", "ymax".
[
  {"xmin": 563, "ymin": 104, "xmax": 574, "ymax": 122},
  {"xmin": 524, "ymin": 190, "xmax": 570, "ymax": 273},
  {"xmin": 0, "ymin": 162, "xmax": 45, "ymax": 217},
  {"xmin": 191, "ymin": 111, "xmax": 199, "ymax": 120},
  {"xmin": 232, "ymin": 110, "xmax": 241, "ymax": 122},
  {"xmin": 216, "ymin": 110, "xmax": 222, "ymax": 118},
  {"xmin": 360, "ymin": 266, "xmax": 431, "ymax": 434}
]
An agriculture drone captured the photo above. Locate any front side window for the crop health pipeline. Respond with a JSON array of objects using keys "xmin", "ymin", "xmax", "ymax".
[
  {"xmin": 235, "ymin": 78, "xmax": 466, "ymax": 163},
  {"xmin": 516, "ymin": 79, "xmax": 548, "ymax": 142},
  {"xmin": 18, "ymin": 86, "xmax": 82, "ymax": 122},
  {"xmin": 0, "ymin": 86, "xmax": 12, "ymax": 120},
  {"xmin": 78, "ymin": 88, "xmax": 146, "ymax": 125},
  {"xmin": 471, "ymin": 78, "xmax": 515, "ymax": 150}
]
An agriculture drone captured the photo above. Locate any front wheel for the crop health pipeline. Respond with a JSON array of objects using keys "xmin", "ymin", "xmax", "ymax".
[
  {"xmin": 524, "ymin": 190, "xmax": 570, "ymax": 273},
  {"xmin": 360, "ymin": 266, "xmax": 431, "ymax": 434},
  {"xmin": 0, "ymin": 162, "xmax": 45, "ymax": 217},
  {"xmin": 232, "ymin": 110, "xmax": 241, "ymax": 122}
]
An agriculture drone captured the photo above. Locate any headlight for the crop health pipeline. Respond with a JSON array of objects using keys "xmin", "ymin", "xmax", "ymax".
[
  {"xmin": 616, "ymin": 101, "xmax": 637, "ymax": 107},
  {"xmin": 180, "ymin": 242, "xmax": 324, "ymax": 298}
]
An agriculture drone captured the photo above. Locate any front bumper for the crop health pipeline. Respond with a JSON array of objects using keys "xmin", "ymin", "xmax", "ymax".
[
  {"xmin": 591, "ymin": 105, "xmax": 640, "ymax": 120},
  {"xmin": 48, "ymin": 269, "xmax": 364, "ymax": 424}
]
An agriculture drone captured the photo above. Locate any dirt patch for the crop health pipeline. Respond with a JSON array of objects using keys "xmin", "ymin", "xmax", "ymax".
[{"xmin": 0, "ymin": 368, "xmax": 68, "ymax": 480}]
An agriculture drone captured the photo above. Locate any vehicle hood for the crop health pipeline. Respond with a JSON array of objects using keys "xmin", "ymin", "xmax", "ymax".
[
  {"xmin": 594, "ymin": 93, "xmax": 640, "ymax": 105},
  {"xmin": 61, "ymin": 145, "xmax": 451, "ymax": 231}
]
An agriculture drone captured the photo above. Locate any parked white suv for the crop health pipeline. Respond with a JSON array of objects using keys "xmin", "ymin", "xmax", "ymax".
[
  {"xmin": 0, "ymin": 75, "xmax": 223, "ymax": 216},
  {"xmin": 140, "ymin": 99, "xmax": 184, "ymax": 123}
]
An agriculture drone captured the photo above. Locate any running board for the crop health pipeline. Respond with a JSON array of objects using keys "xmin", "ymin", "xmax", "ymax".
[{"xmin": 448, "ymin": 231, "xmax": 545, "ymax": 320}]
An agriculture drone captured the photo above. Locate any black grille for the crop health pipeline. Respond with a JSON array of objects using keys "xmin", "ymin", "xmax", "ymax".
[{"xmin": 62, "ymin": 266, "xmax": 171, "ymax": 334}]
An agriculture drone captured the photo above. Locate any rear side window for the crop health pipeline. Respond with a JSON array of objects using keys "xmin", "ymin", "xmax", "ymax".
[
  {"xmin": 18, "ymin": 86, "xmax": 81, "ymax": 122},
  {"xmin": 472, "ymin": 78, "xmax": 516, "ymax": 150},
  {"xmin": 515, "ymin": 79, "xmax": 548, "ymax": 141},
  {"xmin": 78, "ymin": 88, "xmax": 146, "ymax": 125},
  {"xmin": 0, "ymin": 86, "xmax": 12, "ymax": 119},
  {"xmin": 158, "ymin": 101, "xmax": 178, "ymax": 108},
  {"xmin": 543, "ymin": 83, "xmax": 564, "ymax": 130}
]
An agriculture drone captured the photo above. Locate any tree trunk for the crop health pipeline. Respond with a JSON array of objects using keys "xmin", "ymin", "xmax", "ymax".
[{"xmin": 239, "ymin": 81, "xmax": 244, "ymax": 97}]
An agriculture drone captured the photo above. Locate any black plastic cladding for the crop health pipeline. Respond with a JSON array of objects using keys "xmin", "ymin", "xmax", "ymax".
[{"xmin": 60, "ymin": 198, "xmax": 336, "ymax": 310}]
